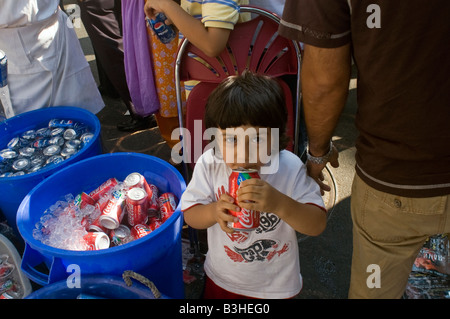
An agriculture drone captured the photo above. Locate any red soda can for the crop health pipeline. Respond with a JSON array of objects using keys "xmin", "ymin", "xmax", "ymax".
[
  {"xmin": 148, "ymin": 218, "xmax": 164, "ymax": 231},
  {"xmin": 94, "ymin": 193, "xmax": 110, "ymax": 213},
  {"xmin": 83, "ymin": 232, "xmax": 110, "ymax": 250},
  {"xmin": 99, "ymin": 189, "xmax": 126, "ymax": 229},
  {"xmin": 88, "ymin": 216, "xmax": 109, "ymax": 234},
  {"xmin": 228, "ymin": 169, "xmax": 260, "ymax": 231},
  {"xmin": 124, "ymin": 172, "xmax": 146, "ymax": 189},
  {"xmin": 124, "ymin": 172, "xmax": 159, "ymax": 214},
  {"xmin": 74, "ymin": 192, "xmax": 95, "ymax": 209},
  {"xmin": 158, "ymin": 193, "xmax": 177, "ymax": 222},
  {"xmin": 89, "ymin": 177, "xmax": 118, "ymax": 202},
  {"xmin": 126, "ymin": 187, "xmax": 148, "ymax": 226},
  {"xmin": 146, "ymin": 183, "xmax": 160, "ymax": 216},
  {"xmin": 131, "ymin": 224, "xmax": 152, "ymax": 240}
]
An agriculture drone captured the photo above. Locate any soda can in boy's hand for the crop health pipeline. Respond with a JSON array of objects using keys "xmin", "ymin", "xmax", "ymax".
[
  {"xmin": 228, "ymin": 169, "xmax": 261, "ymax": 231},
  {"xmin": 146, "ymin": 12, "xmax": 176, "ymax": 44}
]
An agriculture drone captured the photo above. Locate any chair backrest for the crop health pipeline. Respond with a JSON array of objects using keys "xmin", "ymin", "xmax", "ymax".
[{"xmin": 174, "ymin": 6, "xmax": 302, "ymax": 173}]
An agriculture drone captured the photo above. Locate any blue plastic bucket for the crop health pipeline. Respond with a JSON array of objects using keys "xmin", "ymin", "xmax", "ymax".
[
  {"xmin": 17, "ymin": 153, "xmax": 186, "ymax": 298},
  {"xmin": 0, "ymin": 107, "xmax": 102, "ymax": 236},
  {"xmin": 26, "ymin": 275, "xmax": 167, "ymax": 299}
]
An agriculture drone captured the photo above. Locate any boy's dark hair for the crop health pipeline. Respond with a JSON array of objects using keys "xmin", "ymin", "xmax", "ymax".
[{"xmin": 204, "ymin": 70, "xmax": 290, "ymax": 150}]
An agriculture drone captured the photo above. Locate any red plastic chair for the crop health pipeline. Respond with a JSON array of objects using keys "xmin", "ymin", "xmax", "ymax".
[{"xmin": 174, "ymin": 6, "xmax": 302, "ymax": 177}]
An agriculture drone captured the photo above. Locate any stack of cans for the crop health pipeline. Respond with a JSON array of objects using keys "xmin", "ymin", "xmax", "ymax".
[
  {"xmin": 0, "ymin": 118, "xmax": 93, "ymax": 177},
  {"xmin": 32, "ymin": 172, "xmax": 178, "ymax": 251}
]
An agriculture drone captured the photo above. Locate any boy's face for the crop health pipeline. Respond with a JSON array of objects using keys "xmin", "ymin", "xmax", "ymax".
[{"xmin": 217, "ymin": 125, "xmax": 273, "ymax": 170}]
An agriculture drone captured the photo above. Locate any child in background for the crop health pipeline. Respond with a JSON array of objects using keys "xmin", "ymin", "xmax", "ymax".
[
  {"xmin": 180, "ymin": 71, "xmax": 327, "ymax": 299},
  {"xmin": 144, "ymin": 0, "xmax": 250, "ymax": 148},
  {"xmin": 144, "ymin": 0, "xmax": 249, "ymax": 57}
]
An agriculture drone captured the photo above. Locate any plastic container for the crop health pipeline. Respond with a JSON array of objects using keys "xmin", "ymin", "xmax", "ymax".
[
  {"xmin": 0, "ymin": 233, "xmax": 32, "ymax": 298},
  {"xmin": 0, "ymin": 107, "xmax": 102, "ymax": 236},
  {"xmin": 26, "ymin": 274, "xmax": 166, "ymax": 299},
  {"xmin": 16, "ymin": 153, "xmax": 186, "ymax": 298}
]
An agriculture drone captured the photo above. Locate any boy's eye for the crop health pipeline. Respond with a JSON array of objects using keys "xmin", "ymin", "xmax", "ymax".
[
  {"xmin": 251, "ymin": 136, "xmax": 263, "ymax": 143},
  {"xmin": 225, "ymin": 136, "xmax": 237, "ymax": 143}
]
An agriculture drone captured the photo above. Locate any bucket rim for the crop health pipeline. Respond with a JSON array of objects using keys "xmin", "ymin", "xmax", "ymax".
[
  {"xmin": 0, "ymin": 106, "xmax": 101, "ymax": 181},
  {"xmin": 17, "ymin": 152, "xmax": 186, "ymax": 257},
  {"xmin": 26, "ymin": 274, "xmax": 168, "ymax": 299}
]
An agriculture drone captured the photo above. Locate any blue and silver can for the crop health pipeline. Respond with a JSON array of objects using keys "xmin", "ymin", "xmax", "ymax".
[{"xmin": 147, "ymin": 13, "xmax": 176, "ymax": 44}]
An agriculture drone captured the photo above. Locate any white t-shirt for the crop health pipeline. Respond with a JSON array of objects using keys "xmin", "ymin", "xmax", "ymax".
[{"xmin": 181, "ymin": 149, "xmax": 325, "ymax": 298}]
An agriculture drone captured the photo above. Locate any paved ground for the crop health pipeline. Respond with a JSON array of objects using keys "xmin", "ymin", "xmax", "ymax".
[{"xmin": 48, "ymin": 2, "xmax": 361, "ymax": 299}]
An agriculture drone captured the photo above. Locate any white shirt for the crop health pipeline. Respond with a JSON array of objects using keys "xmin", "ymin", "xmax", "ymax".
[
  {"xmin": 0, "ymin": 0, "xmax": 104, "ymax": 115},
  {"xmin": 181, "ymin": 149, "xmax": 324, "ymax": 298}
]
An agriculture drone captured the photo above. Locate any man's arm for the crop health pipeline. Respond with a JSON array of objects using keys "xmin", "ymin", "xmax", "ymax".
[{"xmin": 301, "ymin": 44, "xmax": 352, "ymax": 191}]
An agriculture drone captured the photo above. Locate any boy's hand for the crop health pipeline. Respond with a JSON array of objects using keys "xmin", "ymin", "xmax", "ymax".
[
  {"xmin": 236, "ymin": 179, "xmax": 280, "ymax": 213},
  {"xmin": 215, "ymin": 193, "xmax": 240, "ymax": 234}
]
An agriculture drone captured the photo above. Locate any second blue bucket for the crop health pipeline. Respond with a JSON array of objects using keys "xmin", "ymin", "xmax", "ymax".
[
  {"xmin": 16, "ymin": 153, "xmax": 186, "ymax": 299},
  {"xmin": 0, "ymin": 106, "xmax": 102, "ymax": 236}
]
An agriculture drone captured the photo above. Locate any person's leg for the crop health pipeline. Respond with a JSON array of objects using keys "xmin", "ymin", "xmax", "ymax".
[
  {"xmin": 78, "ymin": 0, "xmax": 155, "ymax": 131},
  {"xmin": 349, "ymin": 174, "xmax": 449, "ymax": 298}
]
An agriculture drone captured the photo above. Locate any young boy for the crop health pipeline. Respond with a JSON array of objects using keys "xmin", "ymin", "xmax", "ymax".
[{"xmin": 181, "ymin": 71, "xmax": 327, "ymax": 299}]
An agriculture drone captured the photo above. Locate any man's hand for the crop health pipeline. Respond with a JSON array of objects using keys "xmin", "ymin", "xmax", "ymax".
[{"xmin": 306, "ymin": 144, "xmax": 339, "ymax": 194}]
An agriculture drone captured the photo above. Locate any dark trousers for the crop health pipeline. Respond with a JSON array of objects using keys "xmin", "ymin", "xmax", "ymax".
[{"xmin": 77, "ymin": 0, "xmax": 136, "ymax": 115}]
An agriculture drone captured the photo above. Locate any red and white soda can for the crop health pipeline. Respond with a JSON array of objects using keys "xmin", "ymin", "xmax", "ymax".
[
  {"xmin": 88, "ymin": 216, "xmax": 110, "ymax": 234},
  {"xmin": 124, "ymin": 172, "xmax": 146, "ymax": 189},
  {"xmin": 89, "ymin": 177, "xmax": 118, "ymax": 202},
  {"xmin": 148, "ymin": 218, "xmax": 164, "ymax": 231},
  {"xmin": 158, "ymin": 192, "xmax": 177, "ymax": 222},
  {"xmin": 74, "ymin": 192, "xmax": 95, "ymax": 209},
  {"xmin": 124, "ymin": 172, "xmax": 159, "ymax": 215},
  {"xmin": 99, "ymin": 189, "xmax": 126, "ymax": 229},
  {"xmin": 228, "ymin": 169, "xmax": 260, "ymax": 231},
  {"xmin": 83, "ymin": 232, "xmax": 110, "ymax": 250},
  {"xmin": 126, "ymin": 187, "xmax": 148, "ymax": 226},
  {"xmin": 131, "ymin": 224, "xmax": 152, "ymax": 240},
  {"xmin": 146, "ymin": 183, "xmax": 160, "ymax": 216}
]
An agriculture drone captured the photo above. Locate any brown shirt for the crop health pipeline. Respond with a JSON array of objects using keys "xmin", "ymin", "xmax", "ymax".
[{"xmin": 279, "ymin": 0, "xmax": 450, "ymax": 197}]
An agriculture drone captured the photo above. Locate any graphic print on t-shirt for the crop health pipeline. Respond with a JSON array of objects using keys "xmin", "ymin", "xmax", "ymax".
[{"xmin": 224, "ymin": 240, "xmax": 289, "ymax": 263}]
